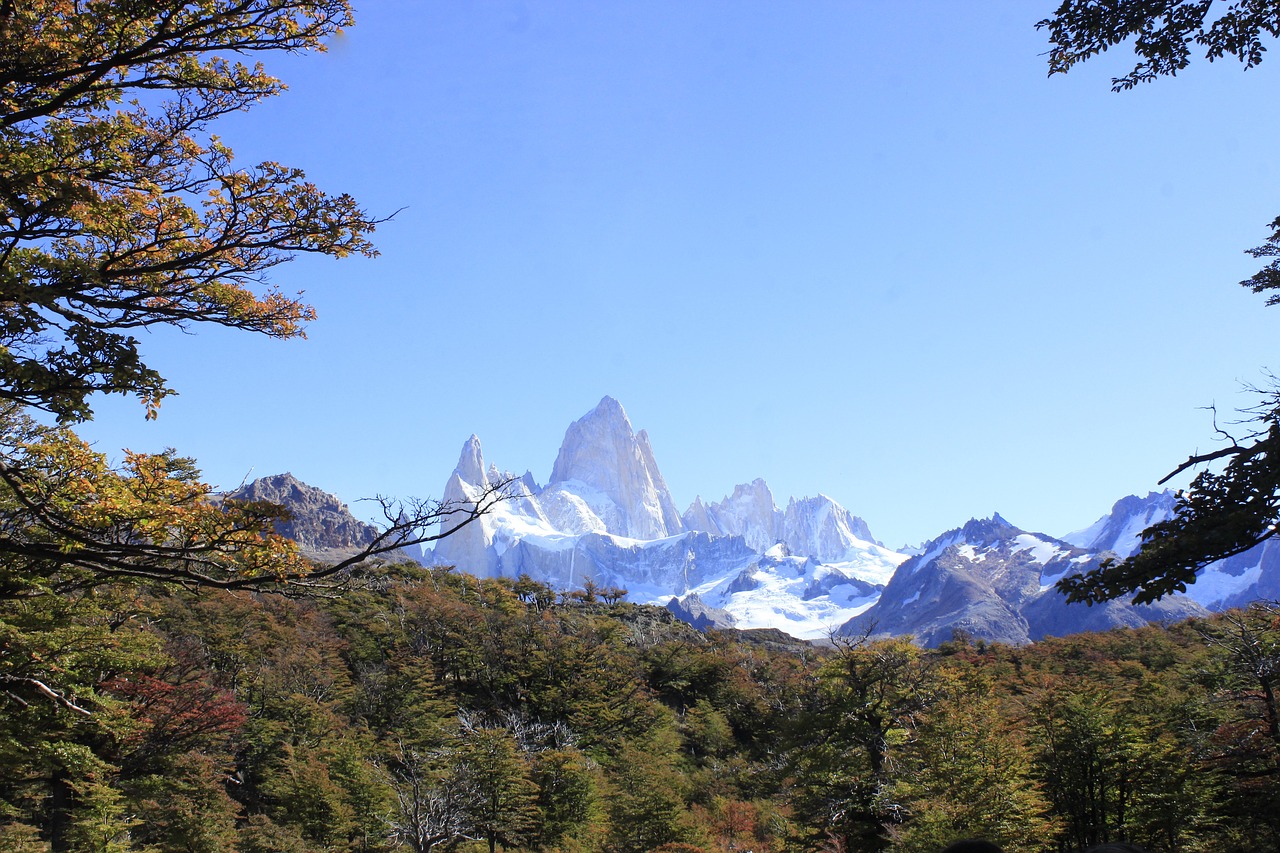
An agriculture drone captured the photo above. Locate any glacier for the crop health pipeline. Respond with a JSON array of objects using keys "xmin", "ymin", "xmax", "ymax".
[{"xmin": 421, "ymin": 397, "xmax": 1266, "ymax": 643}]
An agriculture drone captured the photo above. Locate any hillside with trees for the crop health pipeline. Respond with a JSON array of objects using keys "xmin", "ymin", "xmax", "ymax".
[
  {"xmin": 2, "ymin": 565, "xmax": 1278, "ymax": 851},
  {"xmin": 4, "ymin": 2, "xmax": 1280, "ymax": 850}
]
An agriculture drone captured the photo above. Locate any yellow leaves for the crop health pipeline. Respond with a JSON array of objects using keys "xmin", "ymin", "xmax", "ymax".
[{"xmin": 1, "ymin": 416, "xmax": 312, "ymax": 585}]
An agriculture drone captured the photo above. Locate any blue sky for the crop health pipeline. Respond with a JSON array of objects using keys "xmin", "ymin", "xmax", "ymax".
[{"xmin": 77, "ymin": 1, "xmax": 1280, "ymax": 549}]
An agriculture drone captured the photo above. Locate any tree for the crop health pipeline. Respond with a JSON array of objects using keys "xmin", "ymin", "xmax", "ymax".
[
  {"xmin": 1037, "ymin": 1, "xmax": 1280, "ymax": 604},
  {"xmin": 1038, "ymin": 0, "xmax": 1280, "ymax": 92},
  {"xmin": 0, "ymin": 5, "xmax": 507, "ymax": 844},
  {"xmin": 889, "ymin": 668, "xmax": 1054, "ymax": 853},
  {"xmin": 0, "ymin": 406, "xmax": 506, "ymax": 595},
  {"xmin": 453, "ymin": 726, "xmax": 540, "ymax": 853},
  {"xmin": 788, "ymin": 635, "xmax": 936, "ymax": 852},
  {"xmin": 0, "ymin": 2, "xmax": 510, "ymax": 598},
  {"xmin": 1193, "ymin": 604, "xmax": 1280, "ymax": 844},
  {"xmin": 0, "ymin": 0, "xmax": 373, "ymax": 424},
  {"xmin": 605, "ymin": 731, "xmax": 692, "ymax": 853}
]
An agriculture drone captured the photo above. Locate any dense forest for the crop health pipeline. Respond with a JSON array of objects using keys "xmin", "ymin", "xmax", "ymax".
[
  {"xmin": 4, "ymin": 2, "xmax": 1280, "ymax": 850},
  {"xmin": 3, "ymin": 560, "xmax": 1277, "ymax": 852}
]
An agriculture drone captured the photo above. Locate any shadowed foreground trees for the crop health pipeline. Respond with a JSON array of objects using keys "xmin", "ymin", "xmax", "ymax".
[{"xmin": 2, "ymin": 562, "xmax": 1280, "ymax": 849}]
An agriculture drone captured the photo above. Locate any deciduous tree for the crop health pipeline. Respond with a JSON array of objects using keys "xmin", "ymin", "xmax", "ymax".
[{"xmin": 1038, "ymin": 0, "xmax": 1280, "ymax": 604}]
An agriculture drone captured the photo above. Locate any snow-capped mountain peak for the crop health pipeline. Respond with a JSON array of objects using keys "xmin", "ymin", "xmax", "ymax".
[
  {"xmin": 842, "ymin": 513, "xmax": 1203, "ymax": 647},
  {"xmin": 546, "ymin": 396, "xmax": 684, "ymax": 540},
  {"xmin": 455, "ymin": 434, "xmax": 488, "ymax": 488},
  {"xmin": 1062, "ymin": 490, "xmax": 1178, "ymax": 557},
  {"xmin": 424, "ymin": 400, "xmax": 1221, "ymax": 644}
]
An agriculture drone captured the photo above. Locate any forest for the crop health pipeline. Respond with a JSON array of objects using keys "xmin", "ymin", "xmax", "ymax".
[
  {"xmin": 4, "ymin": 1, "xmax": 1280, "ymax": 850},
  {"xmin": 2, "ymin": 560, "xmax": 1277, "ymax": 852}
]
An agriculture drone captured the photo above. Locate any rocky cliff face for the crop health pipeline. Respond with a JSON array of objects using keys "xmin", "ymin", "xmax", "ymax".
[
  {"xmin": 682, "ymin": 480, "xmax": 879, "ymax": 562},
  {"xmin": 548, "ymin": 396, "xmax": 684, "ymax": 540},
  {"xmin": 224, "ymin": 473, "xmax": 377, "ymax": 560},
  {"xmin": 431, "ymin": 436, "xmax": 506, "ymax": 577},
  {"xmin": 840, "ymin": 514, "xmax": 1206, "ymax": 647},
  {"xmin": 781, "ymin": 494, "xmax": 879, "ymax": 560},
  {"xmin": 683, "ymin": 479, "xmax": 782, "ymax": 552}
]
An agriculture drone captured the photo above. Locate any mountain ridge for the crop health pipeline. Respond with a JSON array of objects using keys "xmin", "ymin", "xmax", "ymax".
[{"xmin": 234, "ymin": 398, "xmax": 1275, "ymax": 644}]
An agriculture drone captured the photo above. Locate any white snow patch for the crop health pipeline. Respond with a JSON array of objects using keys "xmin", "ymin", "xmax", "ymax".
[
  {"xmin": 1012, "ymin": 534, "xmax": 1066, "ymax": 565},
  {"xmin": 1184, "ymin": 561, "xmax": 1264, "ymax": 608},
  {"xmin": 910, "ymin": 534, "xmax": 960, "ymax": 573},
  {"xmin": 653, "ymin": 550, "xmax": 891, "ymax": 640}
]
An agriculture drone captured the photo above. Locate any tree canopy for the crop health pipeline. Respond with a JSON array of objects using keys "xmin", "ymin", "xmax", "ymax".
[
  {"xmin": 1040, "ymin": 0, "xmax": 1280, "ymax": 604},
  {"xmin": 1038, "ymin": 0, "xmax": 1280, "ymax": 91},
  {"xmin": 0, "ymin": 1, "xmax": 508, "ymax": 599},
  {"xmin": 0, "ymin": 0, "xmax": 378, "ymax": 424}
]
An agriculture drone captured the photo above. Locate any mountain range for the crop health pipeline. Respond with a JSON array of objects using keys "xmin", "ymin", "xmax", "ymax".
[{"xmin": 233, "ymin": 396, "xmax": 1280, "ymax": 644}]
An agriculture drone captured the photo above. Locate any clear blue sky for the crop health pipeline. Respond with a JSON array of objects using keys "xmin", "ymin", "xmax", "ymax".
[{"xmin": 76, "ymin": 1, "xmax": 1280, "ymax": 549}]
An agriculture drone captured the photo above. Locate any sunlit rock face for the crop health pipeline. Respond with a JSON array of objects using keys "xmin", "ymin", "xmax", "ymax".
[
  {"xmin": 431, "ymin": 435, "xmax": 502, "ymax": 577},
  {"xmin": 781, "ymin": 494, "xmax": 878, "ymax": 561},
  {"xmin": 683, "ymin": 479, "xmax": 782, "ymax": 553},
  {"xmin": 548, "ymin": 396, "xmax": 685, "ymax": 541},
  {"xmin": 682, "ymin": 480, "xmax": 879, "ymax": 563},
  {"xmin": 224, "ymin": 473, "xmax": 377, "ymax": 559}
]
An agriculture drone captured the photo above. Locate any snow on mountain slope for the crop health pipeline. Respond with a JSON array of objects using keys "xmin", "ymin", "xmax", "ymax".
[
  {"xmin": 842, "ymin": 514, "xmax": 1205, "ymax": 647},
  {"xmin": 1063, "ymin": 491, "xmax": 1178, "ymax": 557},
  {"xmin": 671, "ymin": 542, "xmax": 906, "ymax": 640},
  {"xmin": 682, "ymin": 479, "xmax": 881, "ymax": 562},
  {"xmin": 1061, "ymin": 490, "xmax": 1279, "ymax": 610},
  {"xmin": 427, "ymin": 399, "xmax": 904, "ymax": 637},
  {"xmin": 428, "ymin": 399, "xmax": 1231, "ymax": 643}
]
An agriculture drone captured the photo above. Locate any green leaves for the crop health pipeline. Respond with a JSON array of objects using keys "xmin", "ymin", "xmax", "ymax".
[
  {"xmin": 1038, "ymin": 0, "xmax": 1280, "ymax": 91},
  {"xmin": 0, "ymin": 1, "xmax": 376, "ymax": 423}
]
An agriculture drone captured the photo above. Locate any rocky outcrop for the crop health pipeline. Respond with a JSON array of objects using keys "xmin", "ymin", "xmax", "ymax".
[
  {"xmin": 842, "ymin": 514, "xmax": 1206, "ymax": 647},
  {"xmin": 666, "ymin": 593, "xmax": 737, "ymax": 631},
  {"xmin": 224, "ymin": 473, "xmax": 377, "ymax": 560}
]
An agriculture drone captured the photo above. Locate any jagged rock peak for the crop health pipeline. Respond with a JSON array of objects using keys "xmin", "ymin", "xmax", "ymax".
[
  {"xmin": 225, "ymin": 473, "xmax": 375, "ymax": 555},
  {"xmin": 547, "ymin": 397, "xmax": 684, "ymax": 540},
  {"xmin": 1063, "ymin": 491, "xmax": 1178, "ymax": 557},
  {"xmin": 683, "ymin": 478, "xmax": 782, "ymax": 553},
  {"xmin": 454, "ymin": 434, "xmax": 487, "ymax": 487},
  {"xmin": 958, "ymin": 512, "xmax": 1021, "ymax": 545}
]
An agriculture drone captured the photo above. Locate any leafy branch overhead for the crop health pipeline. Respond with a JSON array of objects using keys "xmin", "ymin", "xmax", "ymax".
[
  {"xmin": 1060, "ymin": 392, "xmax": 1280, "ymax": 603},
  {"xmin": 0, "ymin": 1, "xmax": 493, "ymax": 600},
  {"xmin": 0, "ymin": 0, "xmax": 382, "ymax": 423},
  {"xmin": 0, "ymin": 407, "xmax": 513, "ymax": 596},
  {"xmin": 1038, "ymin": 0, "xmax": 1280, "ymax": 91},
  {"xmin": 1040, "ymin": 0, "xmax": 1280, "ymax": 604}
]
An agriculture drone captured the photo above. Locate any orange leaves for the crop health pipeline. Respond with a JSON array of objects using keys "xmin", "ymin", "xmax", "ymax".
[
  {"xmin": 1, "ymin": 1, "xmax": 370, "ymax": 422},
  {"xmin": 0, "ymin": 413, "xmax": 313, "ymax": 587}
]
